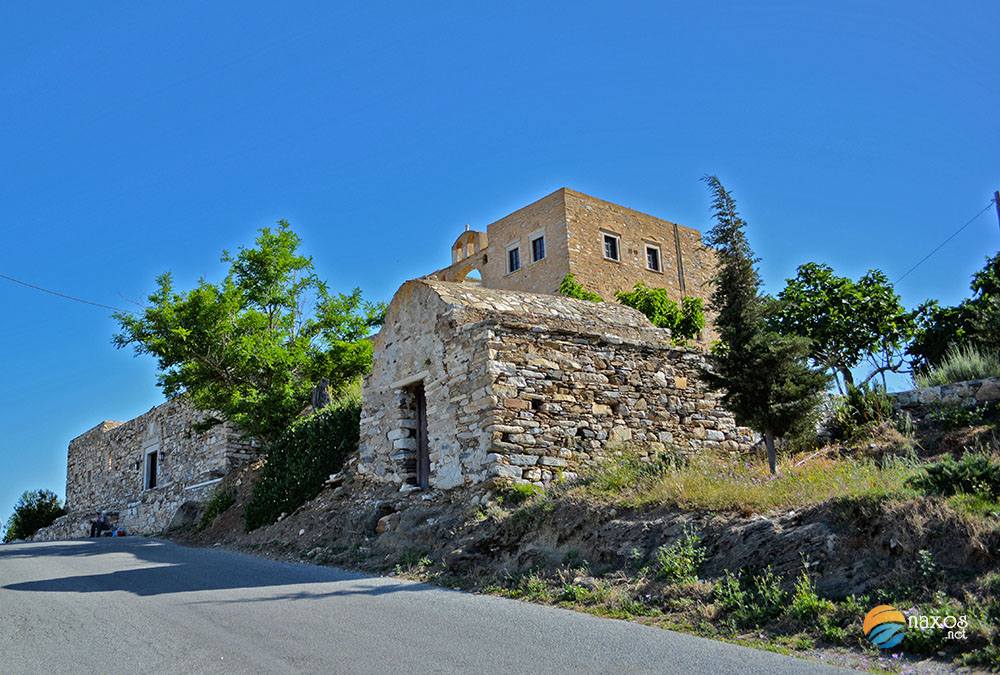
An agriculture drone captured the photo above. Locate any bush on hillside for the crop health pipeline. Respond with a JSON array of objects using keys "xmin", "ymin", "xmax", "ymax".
[
  {"xmin": 830, "ymin": 383, "xmax": 895, "ymax": 441},
  {"xmin": 3, "ymin": 489, "xmax": 66, "ymax": 543},
  {"xmin": 197, "ymin": 487, "xmax": 236, "ymax": 531},
  {"xmin": 909, "ymin": 452, "xmax": 1000, "ymax": 500},
  {"xmin": 244, "ymin": 397, "xmax": 361, "ymax": 531},
  {"xmin": 914, "ymin": 344, "xmax": 1000, "ymax": 388}
]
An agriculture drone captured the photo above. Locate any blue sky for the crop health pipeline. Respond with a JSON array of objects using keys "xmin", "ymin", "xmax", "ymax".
[{"xmin": 2, "ymin": 1, "xmax": 997, "ymax": 525}]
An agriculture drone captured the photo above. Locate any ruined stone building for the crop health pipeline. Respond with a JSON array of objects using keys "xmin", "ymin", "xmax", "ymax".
[
  {"xmin": 426, "ymin": 187, "xmax": 717, "ymax": 315},
  {"xmin": 34, "ymin": 398, "xmax": 256, "ymax": 540},
  {"xmin": 358, "ymin": 279, "xmax": 751, "ymax": 491}
]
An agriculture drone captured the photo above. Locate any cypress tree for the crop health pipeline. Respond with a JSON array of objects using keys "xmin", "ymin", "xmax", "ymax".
[{"xmin": 701, "ymin": 176, "xmax": 827, "ymax": 473}]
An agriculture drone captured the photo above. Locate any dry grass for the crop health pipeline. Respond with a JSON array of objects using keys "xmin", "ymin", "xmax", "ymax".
[{"xmin": 575, "ymin": 451, "xmax": 921, "ymax": 515}]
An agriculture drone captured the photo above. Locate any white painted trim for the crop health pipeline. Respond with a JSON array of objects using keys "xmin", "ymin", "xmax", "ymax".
[
  {"xmin": 391, "ymin": 370, "xmax": 430, "ymax": 389},
  {"xmin": 528, "ymin": 229, "xmax": 546, "ymax": 263},
  {"xmin": 645, "ymin": 242, "xmax": 663, "ymax": 272},
  {"xmin": 601, "ymin": 231, "xmax": 621, "ymax": 261},
  {"xmin": 505, "ymin": 240, "xmax": 521, "ymax": 274},
  {"xmin": 184, "ymin": 477, "xmax": 224, "ymax": 491}
]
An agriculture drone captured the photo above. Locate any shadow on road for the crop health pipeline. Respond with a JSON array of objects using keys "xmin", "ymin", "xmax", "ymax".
[{"xmin": 1, "ymin": 538, "xmax": 429, "ymax": 600}]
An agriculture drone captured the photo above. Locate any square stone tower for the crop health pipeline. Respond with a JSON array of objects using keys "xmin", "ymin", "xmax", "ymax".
[{"xmin": 425, "ymin": 187, "xmax": 717, "ymax": 313}]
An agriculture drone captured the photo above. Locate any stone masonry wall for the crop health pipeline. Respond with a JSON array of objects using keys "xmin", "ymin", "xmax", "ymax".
[
  {"xmin": 476, "ymin": 188, "xmax": 572, "ymax": 296},
  {"xmin": 359, "ymin": 282, "xmax": 494, "ymax": 490},
  {"xmin": 562, "ymin": 188, "xmax": 717, "ymax": 343},
  {"xmin": 423, "ymin": 188, "xmax": 719, "ymax": 342},
  {"xmin": 483, "ymin": 325, "xmax": 752, "ymax": 485},
  {"xmin": 55, "ymin": 397, "xmax": 256, "ymax": 537},
  {"xmin": 891, "ymin": 377, "xmax": 1000, "ymax": 419},
  {"xmin": 359, "ymin": 280, "xmax": 751, "ymax": 492}
]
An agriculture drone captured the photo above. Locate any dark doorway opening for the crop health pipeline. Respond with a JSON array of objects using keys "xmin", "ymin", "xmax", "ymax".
[
  {"xmin": 144, "ymin": 450, "xmax": 158, "ymax": 490},
  {"xmin": 410, "ymin": 382, "xmax": 430, "ymax": 489}
]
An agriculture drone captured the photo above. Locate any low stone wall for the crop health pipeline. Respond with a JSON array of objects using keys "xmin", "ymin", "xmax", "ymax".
[
  {"xmin": 891, "ymin": 377, "xmax": 1000, "ymax": 411},
  {"xmin": 30, "ymin": 478, "xmax": 223, "ymax": 541},
  {"xmin": 33, "ymin": 397, "xmax": 258, "ymax": 542}
]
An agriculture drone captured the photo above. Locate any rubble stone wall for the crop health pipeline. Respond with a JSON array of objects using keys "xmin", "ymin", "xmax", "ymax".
[
  {"xmin": 892, "ymin": 377, "xmax": 1000, "ymax": 413},
  {"xmin": 359, "ymin": 280, "xmax": 751, "ymax": 492},
  {"xmin": 483, "ymin": 325, "xmax": 753, "ymax": 485},
  {"xmin": 51, "ymin": 398, "xmax": 256, "ymax": 537}
]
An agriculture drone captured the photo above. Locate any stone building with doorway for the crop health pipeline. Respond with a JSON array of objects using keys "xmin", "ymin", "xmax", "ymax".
[
  {"xmin": 357, "ymin": 279, "xmax": 751, "ymax": 491},
  {"xmin": 425, "ymin": 187, "xmax": 718, "ymax": 343},
  {"xmin": 32, "ymin": 398, "xmax": 256, "ymax": 540}
]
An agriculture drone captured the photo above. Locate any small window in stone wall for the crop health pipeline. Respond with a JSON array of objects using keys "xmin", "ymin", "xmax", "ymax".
[
  {"xmin": 646, "ymin": 244, "xmax": 661, "ymax": 272},
  {"xmin": 603, "ymin": 232, "xmax": 620, "ymax": 261},
  {"xmin": 530, "ymin": 231, "xmax": 545, "ymax": 262},
  {"xmin": 507, "ymin": 244, "xmax": 521, "ymax": 273}
]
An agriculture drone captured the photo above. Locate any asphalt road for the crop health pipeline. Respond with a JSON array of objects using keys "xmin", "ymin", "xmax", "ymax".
[{"xmin": 0, "ymin": 538, "xmax": 851, "ymax": 674}]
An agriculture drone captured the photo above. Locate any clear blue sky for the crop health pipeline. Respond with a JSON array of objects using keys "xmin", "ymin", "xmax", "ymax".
[{"xmin": 2, "ymin": 2, "xmax": 997, "ymax": 525}]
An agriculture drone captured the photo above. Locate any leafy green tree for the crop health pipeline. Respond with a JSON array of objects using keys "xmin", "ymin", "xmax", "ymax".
[
  {"xmin": 773, "ymin": 263, "xmax": 914, "ymax": 391},
  {"xmin": 558, "ymin": 273, "xmax": 604, "ymax": 302},
  {"xmin": 3, "ymin": 490, "xmax": 65, "ymax": 542},
  {"xmin": 908, "ymin": 252, "xmax": 1000, "ymax": 371},
  {"xmin": 615, "ymin": 284, "xmax": 705, "ymax": 344},
  {"xmin": 701, "ymin": 176, "xmax": 827, "ymax": 474},
  {"xmin": 114, "ymin": 221, "xmax": 385, "ymax": 442}
]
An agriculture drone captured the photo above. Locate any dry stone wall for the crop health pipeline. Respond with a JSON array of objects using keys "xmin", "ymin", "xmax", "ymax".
[
  {"xmin": 484, "ymin": 326, "xmax": 752, "ymax": 485},
  {"xmin": 42, "ymin": 397, "xmax": 257, "ymax": 538},
  {"xmin": 359, "ymin": 280, "xmax": 752, "ymax": 492},
  {"xmin": 892, "ymin": 377, "xmax": 1000, "ymax": 410}
]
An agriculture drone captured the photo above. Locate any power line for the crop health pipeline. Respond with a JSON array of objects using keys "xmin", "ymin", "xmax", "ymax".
[
  {"xmin": 894, "ymin": 198, "xmax": 997, "ymax": 283},
  {"xmin": 0, "ymin": 272, "xmax": 129, "ymax": 313}
]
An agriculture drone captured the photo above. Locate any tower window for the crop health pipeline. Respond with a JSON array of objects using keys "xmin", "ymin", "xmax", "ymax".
[
  {"xmin": 507, "ymin": 243, "xmax": 521, "ymax": 273},
  {"xmin": 646, "ymin": 244, "xmax": 661, "ymax": 272},
  {"xmin": 602, "ymin": 233, "xmax": 620, "ymax": 261},
  {"xmin": 531, "ymin": 234, "xmax": 545, "ymax": 262}
]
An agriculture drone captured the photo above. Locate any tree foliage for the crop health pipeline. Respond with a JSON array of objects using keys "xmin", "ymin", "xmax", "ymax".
[
  {"xmin": 773, "ymin": 262, "xmax": 914, "ymax": 391},
  {"xmin": 114, "ymin": 221, "xmax": 385, "ymax": 441},
  {"xmin": 700, "ymin": 176, "xmax": 827, "ymax": 473},
  {"xmin": 615, "ymin": 284, "xmax": 705, "ymax": 344},
  {"xmin": 558, "ymin": 273, "xmax": 604, "ymax": 302},
  {"xmin": 3, "ymin": 489, "xmax": 65, "ymax": 542},
  {"xmin": 244, "ymin": 397, "xmax": 361, "ymax": 531},
  {"xmin": 908, "ymin": 251, "xmax": 1000, "ymax": 372}
]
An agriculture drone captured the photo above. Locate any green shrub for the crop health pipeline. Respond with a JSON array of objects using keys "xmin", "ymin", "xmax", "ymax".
[
  {"xmin": 614, "ymin": 284, "xmax": 705, "ymax": 343},
  {"xmin": 909, "ymin": 452, "xmax": 1000, "ymax": 500},
  {"xmin": 198, "ymin": 487, "xmax": 236, "ymax": 531},
  {"xmin": 558, "ymin": 273, "xmax": 603, "ymax": 302},
  {"xmin": 927, "ymin": 402, "xmax": 998, "ymax": 430},
  {"xmin": 3, "ymin": 489, "xmax": 65, "ymax": 542},
  {"xmin": 789, "ymin": 571, "xmax": 834, "ymax": 624},
  {"xmin": 654, "ymin": 530, "xmax": 706, "ymax": 583},
  {"xmin": 831, "ymin": 383, "xmax": 895, "ymax": 440},
  {"xmin": 497, "ymin": 482, "xmax": 543, "ymax": 506},
  {"xmin": 559, "ymin": 583, "xmax": 591, "ymax": 603},
  {"xmin": 244, "ymin": 397, "xmax": 360, "ymax": 531},
  {"xmin": 901, "ymin": 595, "xmax": 969, "ymax": 655},
  {"xmin": 914, "ymin": 344, "xmax": 1000, "ymax": 388},
  {"xmin": 713, "ymin": 567, "xmax": 787, "ymax": 628},
  {"xmin": 961, "ymin": 645, "xmax": 1000, "ymax": 670}
]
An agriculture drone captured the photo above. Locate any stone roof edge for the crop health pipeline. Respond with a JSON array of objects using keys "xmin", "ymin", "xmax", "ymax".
[
  {"xmin": 67, "ymin": 397, "xmax": 186, "ymax": 445},
  {"xmin": 458, "ymin": 314, "xmax": 690, "ymax": 352},
  {"xmin": 414, "ymin": 278, "xmax": 656, "ymax": 328},
  {"xmin": 561, "ymin": 187, "xmax": 704, "ymax": 236}
]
